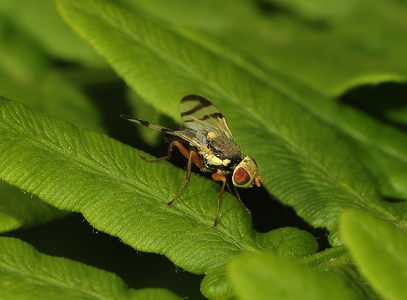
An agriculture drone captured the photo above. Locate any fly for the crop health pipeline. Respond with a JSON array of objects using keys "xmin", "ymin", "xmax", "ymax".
[{"xmin": 121, "ymin": 94, "xmax": 264, "ymax": 227}]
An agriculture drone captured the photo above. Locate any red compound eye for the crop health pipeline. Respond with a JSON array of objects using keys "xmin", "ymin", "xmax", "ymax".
[{"xmin": 233, "ymin": 167, "xmax": 251, "ymax": 186}]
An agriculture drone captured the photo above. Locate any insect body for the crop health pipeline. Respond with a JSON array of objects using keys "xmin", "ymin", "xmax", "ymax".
[{"xmin": 121, "ymin": 95, "xmax": 264, "ymax": 227}]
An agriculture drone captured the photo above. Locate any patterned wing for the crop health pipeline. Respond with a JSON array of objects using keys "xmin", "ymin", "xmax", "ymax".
[{"xmin": 180, "ymin": 95, "xmax": 234, "ymax": 139}]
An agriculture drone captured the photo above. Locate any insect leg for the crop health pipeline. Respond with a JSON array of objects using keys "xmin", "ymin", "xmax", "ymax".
[
  {"xmin": 226, "ymin": 181, "xmax": 251, "ymax": 215},
  {"xmin": 139, "ymin": 140, "xmax": 205, "ymax": 208},
  {"xmin": 211, "ymin": 173, "xmax": 227, "ymax": 227},
  {"xmin": 167, "ymin": 148, "xmax": 197, "ymax": 206},
  {"xmin": 141, "ymin": 140, "xmax": 205, "ymax": 170},
  {"xmin": 139, "ymin": 140, "xmax": 178, "ymax": 161}
]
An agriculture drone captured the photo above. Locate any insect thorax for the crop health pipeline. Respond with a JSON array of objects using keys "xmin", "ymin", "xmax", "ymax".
[{"xmin": 201, "ymin": 135, "xmax": 242, "ymax": 172}]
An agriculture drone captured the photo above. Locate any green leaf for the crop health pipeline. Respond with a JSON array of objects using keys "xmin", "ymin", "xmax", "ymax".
[
  {"xmin": 116, "ymin": 0, "xmax": 407, "ymax": 95},
  {"xmin": 341, "ymin": 210, "xmax": 407, "ymax": 300},
  {"xmin": 3, "ymin": 1, "xmax": 406, "ymax": 298},
  {"xmin": 200, "ymin": 265, "xmax": 232, "ymax": 299},
  {"xmin": 254, "ymin": 0, "xmax": 407, "ymax": 95},
  {"xmin": 0, "ymin": 15, "xmax": 103, "ymax": 231},
  {"xmin": 228, "ymin": 252, "xmax": 359, "ymax": 300},
  {"xmin": 0, "ymin": 98, "xmax": 317, "ymax": 277},
  {"xmin": 303, "ymin": 246, "xmax": 380, "ymax": 299},
  {"xmin": 0, "ymin": 17, "xmax": 103, "ymax": 132},
  {"xmin": 0, "ymin": 0, "xmax": 103, "ymax": 66},
  {"xmin": 286, "ymin": 85, "xmax": 407, "ymax": 201},
  {"xmin": 57, "ymin": 0, "xmax": 400, "ymax": 246},
  {"xmin": 0, "ymin": 181, "xmax": 66, "ymax": 233},
  {"xmin": 0, "ymin": 237, "xmax": 179, "ymax": 300},
  {"xmin": 201, "ymin": 228, "xmax": 318, "ymax": 298}
]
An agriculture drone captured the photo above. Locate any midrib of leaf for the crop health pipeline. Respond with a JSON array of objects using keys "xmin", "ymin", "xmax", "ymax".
[
  {"xmin": 6, "ymin": 123, "xmax": 114, "ymax": 181},
  {"xmin": 251, "ymin": 63, "xmax": 407, "ymax": 195},
  {"xmin": 266, "ymin": 76, "xmax": 407, "ymax": 167},
  {"xmin": 309, "ymin": 97, "xmax": 407, "ymax": 163},
  {"xmin": 0, "ymin": 104, "xmax": 150, "ymax": 195},
  {"xmin": 349, "ymin": 126, "xmax": 406, "ymax": 163}
]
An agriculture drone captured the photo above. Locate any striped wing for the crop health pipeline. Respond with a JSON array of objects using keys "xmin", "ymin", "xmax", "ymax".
[{"xmin": 180, "ymin": 95, "xmax": 234, "ymax": 139}]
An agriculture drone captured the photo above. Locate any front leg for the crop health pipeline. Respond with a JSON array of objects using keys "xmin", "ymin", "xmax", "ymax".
[{"xmin": 211, "ymin": 173, "xmax": 227, "ymax": 227}]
